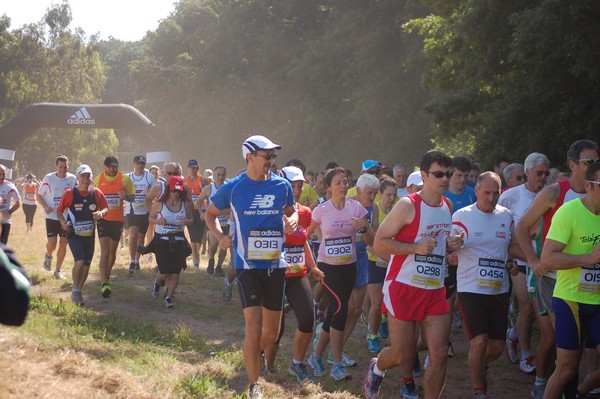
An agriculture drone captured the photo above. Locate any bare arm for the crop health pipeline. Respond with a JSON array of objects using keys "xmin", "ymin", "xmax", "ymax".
[
  {"xmin": 540, "ymin": 238, "xmax": 600, "ymax": 273},
  {"xmin": 515, "ymin": 184, "xmax": 559, "ymax": 275},
  {"xmin": 145, "ymin": 184, "xmax": 160, "ymax": 212},
  {"xmin": 373, "ymin": 197, "xmax": 436, "ymax": 258}
]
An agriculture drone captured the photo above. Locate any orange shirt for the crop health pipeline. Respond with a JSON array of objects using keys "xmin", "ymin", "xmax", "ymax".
[
  {"xmin": 94, "ymin": 172, "xmax": 135, "ymax": 222},
  {"xmin": 185, "ymin": 175, "xmax": 202, "ymax": 210}
]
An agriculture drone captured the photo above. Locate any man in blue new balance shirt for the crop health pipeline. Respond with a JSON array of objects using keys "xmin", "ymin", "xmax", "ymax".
[{"xmin": 205, "ymin": 134, "xmax": 298, "ymax": 399}]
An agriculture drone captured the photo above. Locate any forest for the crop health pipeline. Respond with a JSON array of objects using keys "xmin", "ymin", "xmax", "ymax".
[{"xmin": 1, "ymin": 0, "xmax": 599, "ymax": 175}]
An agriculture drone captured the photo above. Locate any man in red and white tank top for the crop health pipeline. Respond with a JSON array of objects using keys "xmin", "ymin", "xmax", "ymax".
[{"xmin": 363, "ymin": 151, "xmax": 464, "ymax": 399}]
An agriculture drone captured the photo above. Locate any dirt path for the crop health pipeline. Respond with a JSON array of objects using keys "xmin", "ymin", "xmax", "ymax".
[{"xmin": 2, "ymin": 211, "xmax": 538, "ymax": 398}]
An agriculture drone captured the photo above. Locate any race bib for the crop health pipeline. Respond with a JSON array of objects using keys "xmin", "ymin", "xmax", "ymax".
[
  {"xmin": 285, "ymin": 245, "xmax": 306, "ymax": 274},
  {"xmin": 25, "ymin": 192, "xmax": 36, "ymax": 201},
  {"xmin": 477, "ymin": 258, "xmax": 506, "ymax": 290},
  {"xmin": 105, "ymin": 194, "xmax": 121, "ymax": 210},
  {"xmin": 218, "ymin": 214, "xmax": 229, "ymax": 228},
  {"xmin": 74, "ymin": 220, "xmax": 94, "ymax": 237},
  {"xmin": 411, "ymin": 254, "xmax": 445, "ymax": 288},
  {"xmin": 324, "ymin": 236, "xmax": 353, "ymax": 264},
  {"xmin": 247, "ymin": 229, "xmax": 283, "ymax": 260},
  {"xmin": 133, "ymin": 194, "xmax": 146, "ymax": 209},
  {"xmin": 579, "ymin": 263, "xmax": 600, "ymax": 294}
]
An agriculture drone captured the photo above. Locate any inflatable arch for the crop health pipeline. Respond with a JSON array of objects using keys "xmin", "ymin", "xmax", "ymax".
[{"xmin": 0, "ymin": 103, "xmax": 171, "ymax": 176}]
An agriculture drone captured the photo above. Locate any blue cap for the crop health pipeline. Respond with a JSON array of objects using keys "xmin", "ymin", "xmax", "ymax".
[{"xmin": 361, "ymin": 160, "xmax": 380, "ymax": 172}]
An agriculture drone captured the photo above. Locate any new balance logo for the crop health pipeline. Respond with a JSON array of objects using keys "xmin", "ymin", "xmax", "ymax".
[
  {"xmin": 249, "ymin": 195, "xmax": 275, "ymax": 209},
  {"xmin": 67, "ymin": 107, "xmax": 95, "ymax": 125},
  {"xmin": 244, "ymin": 194, "xmax": 280, "ymax": 216}
]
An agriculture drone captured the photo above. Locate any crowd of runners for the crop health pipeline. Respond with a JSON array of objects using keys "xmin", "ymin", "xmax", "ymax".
[{"xmin": 0, "ymin": 136, "xmax": 599, "ymax": 399}]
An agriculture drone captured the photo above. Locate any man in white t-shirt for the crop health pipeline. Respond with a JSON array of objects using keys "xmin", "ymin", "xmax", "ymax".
[
  {"xmin": 451, "ymin": 172, "xmax": 519, "ymax": 398},
  {"xmin": 36, "ymin": 155, "xmax": 77, "ymax": 279}
]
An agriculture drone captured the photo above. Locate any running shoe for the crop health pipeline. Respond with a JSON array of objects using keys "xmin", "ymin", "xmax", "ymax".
[
  {"xmin": 505, "ymin": 328, "xmax": 520, "ymax": 364},
  {"xmin": 452, "ymin": 310, "xmax": 463, "ymax": 329},
  {"xmin": 308, "ymin": 352, "xmax": 325, "ymax": 377},
  {"xmin": 101, "ymin": 283, "xmax": 111, "ymax": 298},
  {"xmin": 71, "ymin": 290, "xmax": 84, "ymax": 306},
  {"xmin": 223, "ymin": 278, "xmax": 233, "ymax": 302},
  {"xmin": 206, "ymin": 259, "xmax": 215, "ymax": 274},
  {"xmin": 312, "ymin": 322, "xmax": 322, "ymax": 351},
  {"xmin": 327, "ymin": 352, "xmax": 357, "ymax": 367},
  {"xmin": 368, "ymin": 336, "xmax": 382, "ymax": 353},
  {"xmin": 164, "ymin": 296, "xmax": 174, "ymax": 308},
  {"xmin": 215, "ymin": 265, "xmax": 224, "ymax": 277},
  {"xmin": 193, "ymin": 261, "xmax": 199, "ymax": 269},
  {"xmin": 43, "ymin": 254, "xmax": 52, "ymax": 271},
  {"xmin": 53, "ymin": 270, "xmax": 66, "ymax": 280},
  {"xmin": 520, "ymin": 355, "xmax": 536, "ymax": 375},
  {"xmin": 362, "ymin": 358, "xmax": 383, "ymax": 399},
  {"xmin": 248, "ymin": 383, "xmax": 263, "ymax": 399},
  {"xmin": 423, "ymin": 355, "xmax": 430, "ymax": 370},
  {"xmin": 378, "ymin": 319, "xmax": 388, "ymax": 339},
  {"xmin": 472, "ymin": 391, "xmax": 488, "ymax": 399},
  {"xmin": 288, "ymin": 362, "xmax": 315, "ymax": 382},
  {"xmin": 151, "ymin": 280, "xmax": 160, "ymax": 298},
  {"xmin": 531, "ymin": 384, "xmax": 545, "ymax": 399},
  {"xmin": 447, "ymin": 340, "xmax": 454, "ymax": 358},
  {"xmin": 128, "ymin": 261, "xmax": 136, "ymax": 274},
  {"xmin": 413, "ymin": 353, "xmax": 423, "ymax": 377},
  {"xmin": 585, "ymin": 374, "xmax": 600, "ymax": 394},
  {"xmin": 400, "ymin": 380, "xmax": 419, "ymax": 399},
  {"xmin": 135, "ymin": 262, "xmax": 141, "ymax": 272},
  {"xmin": 330, "ymin": 362, "xmax": 350, "ymax": 381}
]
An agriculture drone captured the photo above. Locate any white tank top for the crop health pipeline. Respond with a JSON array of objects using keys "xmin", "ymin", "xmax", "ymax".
[{"xmin": 154, "ymin": 201, "xmax": 186, "ymax": 235}]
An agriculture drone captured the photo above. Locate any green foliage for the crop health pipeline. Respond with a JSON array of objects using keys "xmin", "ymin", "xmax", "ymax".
[
  {"xmin": 0, "ymin": 2, "xmax": 115, "ymax": 176},
  {"xmin": 124, "ymin": 0, "xmax": 433, "ymax": 172},
  {"xmin": 405, "ymin": 0, "xmax": 600, "ymax": 169}
]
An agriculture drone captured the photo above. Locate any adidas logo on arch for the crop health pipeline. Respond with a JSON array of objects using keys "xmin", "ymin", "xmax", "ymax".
[{"xmin": 67, "ymin": 107, "xmax": 95, "ymax": 125}]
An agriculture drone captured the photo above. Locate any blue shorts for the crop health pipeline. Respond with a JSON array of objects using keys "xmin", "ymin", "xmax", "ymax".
[
  {"xmin": 367, "ymin": 260, "xmax": 386, "ymax": 285},
  {"xmin": 553, "ymin": 297, "xmax": 600, "ymax": 350},
  {"xmin": 68, "ymin": 234, "xmax": 95, "ymax": 266},
  {"xmin": 355, "ymin": 243, "xmax": 369, "ymax": 289}
]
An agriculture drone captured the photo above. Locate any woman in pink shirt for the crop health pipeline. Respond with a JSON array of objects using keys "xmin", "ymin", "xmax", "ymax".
[{"xmin": 307, "ymin": 167, "xmax": 368, "ymax": 381}]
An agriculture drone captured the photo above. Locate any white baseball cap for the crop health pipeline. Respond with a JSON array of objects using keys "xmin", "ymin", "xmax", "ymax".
[
  {"xmin": 407, "ymin": 171, "xmax": 423, "ymax": 188},
  {"xmin": 280, "ymin": 166, "xmax": 306, "ymax": 182},
  {"xmin": 242, "ymin": 135, "xmax": 281, "ymax": 159},
  {"xmin": 76, "ymin": 164, "xmax": 93, "ymax": 176}
]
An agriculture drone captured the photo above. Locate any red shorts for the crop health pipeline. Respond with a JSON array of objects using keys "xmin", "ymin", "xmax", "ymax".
[{"xmin": 382, "ymin": 281, "xmax": 449, "ymax": 321}]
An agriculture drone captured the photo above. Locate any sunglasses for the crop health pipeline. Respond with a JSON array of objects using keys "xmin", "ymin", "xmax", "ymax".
[
  {"xmin": 253, "ymin": 152, "xmax": 277, "ymax": 161},
  {"xmin": 587, "ymin": 180, "xmax": 600, "ymax": 186},
  {"xmin": 514, "ymin": 174, "xmax": 527, "ymax": 181},
  {"xmin": 427, "ymin": 170, "xmax": 453, "ymax": 179},
  {"xmin": 579, "ymin": 158, "xmax": 600, "ymax": 166},
  {"xmin": 535, "ymin": 170, "xmax": 550, "ymax": 177},
  {"xmin": 166, "ymin": 171, "xmax": 179, "ymax": 176}
]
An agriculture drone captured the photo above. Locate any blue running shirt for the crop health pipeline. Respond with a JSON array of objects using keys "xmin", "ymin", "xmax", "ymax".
[{"xmin": 210, "ymin": 172, "xmax": 295, "ymax": 270}]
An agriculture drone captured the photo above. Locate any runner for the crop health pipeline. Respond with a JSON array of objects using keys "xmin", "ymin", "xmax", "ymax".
[
  {"xmin": 95, "ymin": 156, "xmax": 135, "ymax": 299},
  {"xmin": 0, "ymin": 165, "xmax": 21, "ymax": 245},
  {"xmin": 366, "ymin": 177, "xmax": 397, "ymax": 353},
  {"xmin": 538, "ymin": 159, "xmax": 600, "ymax": 399},
  {"xmin": 204, "ymin": 135, "xmax": 298, "ymax": 399},
  {"xmin": 18, "ymin": 173, "xmax": 40, "ymax": 233},
  {"xmin": 148, "ymin": 175, "xmax": 193, "ymax": 308},
  {"xmin": 498, "ymin": 152, "xmax": 550, "ymax": 376},
  {"xmin": 393, "ymin": 163, "xmax": 409, "ymax": 197},
  {"xmin": 56, "ymin": 164, "xmax": 108, "ymax": 306},
  {"xmin": 516, "ymin": 139, "xmax": 599, "ymax": 398},
  {"xmin": 451, "ymin": 171, "xmax": 520, "ymax": 398},
  {"xmin": 307, "ymin": 167, "xmax": 369, "ymax": 381},
  {"xmin": 184, "ymin": 160, "xmax": 204, "ymax": 269},
  {"xmin": 126, "ymin": 155, "xmax": 157, "ymax": 273},
  {"xmin": 36, "ymin": 155, "xmax": 77, "ymax": 279},
  {"xmin": 197, "ymin": 165, "xmax": 228, "ymax": 276},
  {"xmin": 363, "ymin": 151, "xmax": 464, "ymax": 399},
  {"xmin": 263, "ymin": 166, "xmax": 324, "ymax": 382}
]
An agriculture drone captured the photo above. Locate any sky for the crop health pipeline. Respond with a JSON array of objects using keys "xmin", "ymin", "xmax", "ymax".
[{"xmin": 1, "ymin": 0, "xmax": 177, "ymax": 41}]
